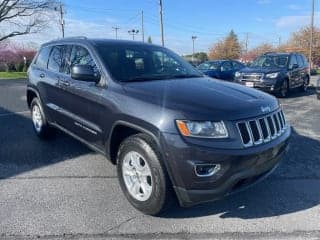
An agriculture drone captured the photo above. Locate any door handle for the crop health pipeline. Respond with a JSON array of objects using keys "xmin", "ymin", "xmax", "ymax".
[
  {"xmin": 39, "ymin": 73, "xmax": 45, "ymax": 78},
  {"xmin": 60, "ymin": 80, "xmax": 70, "ymax": 87}
]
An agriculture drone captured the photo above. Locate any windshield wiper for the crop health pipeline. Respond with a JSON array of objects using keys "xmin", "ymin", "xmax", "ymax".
[
  {"xmin": 126, "ymin": 75, "xmax": 171, "ymax": 82},
  {"xmin": 171, "ymin": 74, "xmax": 202, "ymax": 79},
  {"xmin": 125, "ymin": 74, "xmax": 202, "ymax": 82}
]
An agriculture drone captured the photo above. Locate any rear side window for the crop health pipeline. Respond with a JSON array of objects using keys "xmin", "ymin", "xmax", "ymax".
[
  {"xmin": 34, "ymin": 47, "xmax": 51, "ymax": 69},
  {"xmin": 296, "ymin": 54, "xmax": 304, "ymax": 68},
  {"xmin": 48, "ymin": 46, "xmax": 64, "ymax": 73}
]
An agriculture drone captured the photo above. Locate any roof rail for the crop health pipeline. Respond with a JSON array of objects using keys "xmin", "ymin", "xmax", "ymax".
[
  {"xmin": 263, "ymin": 52, "xmax": 277, "ymax": 55},
  {"xmin": 61, "ymin": 36, "xmax": 87, "ymax": 40},
  {"xmin": 50, "ymin": 36, "xmax": 88, "ymax": 42}
]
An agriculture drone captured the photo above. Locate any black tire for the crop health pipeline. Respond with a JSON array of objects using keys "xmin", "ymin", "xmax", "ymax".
[
  {"xmin": 30, "ymin": 98, "xmax": 53, "ymax": 139},
  {"xmin": 278, "ymin": 79, "xmax": 289, "ymax": 98},
  {"xmin": 117, "ymin": 133, "xmax": 174, "ymax": 215},
  {"xmin": 299, "ymin": 76, "xmax": 309, "ymax": 92}
]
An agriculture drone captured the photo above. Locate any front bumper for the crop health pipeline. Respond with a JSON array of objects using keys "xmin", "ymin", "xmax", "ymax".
[
  {"xmin": 160, "ymin": 127, "xmax": 291, "ymax": 207},
  {"xmin": 237, "ymin": 80, "xmax": 282, "ymax": 93}
]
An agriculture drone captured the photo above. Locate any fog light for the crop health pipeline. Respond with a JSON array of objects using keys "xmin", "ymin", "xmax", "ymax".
[
  {"xmin": 270, "ymin": 85, "xmax": 274, "ymax": 91},
  {"xmin": 194, "ymin": 164, "xmax": 221, "ymax": 177}
]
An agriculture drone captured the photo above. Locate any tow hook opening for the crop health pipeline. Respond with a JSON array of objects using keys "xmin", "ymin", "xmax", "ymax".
[{"xmin": 194, "ymin": 164, "xmax": 221, "ymax": 177}]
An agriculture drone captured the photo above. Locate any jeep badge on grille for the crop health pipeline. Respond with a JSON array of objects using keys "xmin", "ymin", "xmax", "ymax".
[{"xmin": 261, "ymin": 106, "xmax": 271, "ymax": 113}]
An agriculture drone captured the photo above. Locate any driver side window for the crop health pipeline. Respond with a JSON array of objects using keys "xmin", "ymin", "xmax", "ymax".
[
  {"xmin": 69, "ymin": 45, "xmax": 99, "ymax": 76},
  {"xmin": 289, "ymin": 55, "xmax": 298, "ymax": 69}
]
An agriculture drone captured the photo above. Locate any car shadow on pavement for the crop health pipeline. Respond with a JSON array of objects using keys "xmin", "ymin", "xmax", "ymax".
[
  {"xmin": 162, "ymin": 128, "xmax": 320, "ymax": 219},
  {"xmin": 283, "ymin": 86, "xmax": 316, "ymax": 99},
  {"xmin": 0, "ymin": 106, "xmax": 91, "ymax": 179}
]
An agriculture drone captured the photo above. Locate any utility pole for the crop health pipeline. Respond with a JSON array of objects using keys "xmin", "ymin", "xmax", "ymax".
[
  {"xmin": 309, "ymin": 0, "xmax": 315, "ymax": 75},
  {"xmin": 112, "ymin": 26, "xmax": 120, "ymax": 39},
  {"xmin": 245, "ymin": 33, "xmax": 249, "ymax": 55},
  {"xmin": 141, "ymin": 11, "xmax": 145, "ymax": 42},
  {"xmin": 192, "ymin": 36, "xmax": 197, "ymax": 62},
  {"xmin": 128, "ymin": 29, "xmax": 139, "ymax": 40},
  {"xmin": 278, "ymin": 36, "xmax": 281, "ymax": 48},
  {"xmin": 59, "ymin": 1, "xmax": 65, "ymax": 38},
  {"xmin": 159, "ymin": 0, "xmax": 164, "ymax": 46}
]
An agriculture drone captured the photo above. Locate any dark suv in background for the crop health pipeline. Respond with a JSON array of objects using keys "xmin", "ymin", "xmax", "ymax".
[
  {"xmin": 27, "ymin": 38, "xmax": 291, "ymax": 215},
  {"xmin": 234, "ymin": 52, "xmax": 309, "ymax": 97}
]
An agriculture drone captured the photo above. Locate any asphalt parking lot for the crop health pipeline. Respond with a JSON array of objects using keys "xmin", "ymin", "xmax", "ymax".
[{"xmin": 0, "ymin": 78, "xmax": 319, "ymax": 240}]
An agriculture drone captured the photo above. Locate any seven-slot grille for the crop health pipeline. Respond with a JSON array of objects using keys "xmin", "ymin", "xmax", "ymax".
[
  {"xmin": 237, "ymin": 110, "xmax": 287, "ymax": 147},
  {"xmin": 241, "ymin": 73, "xmax": 263, "ymax": 82}
]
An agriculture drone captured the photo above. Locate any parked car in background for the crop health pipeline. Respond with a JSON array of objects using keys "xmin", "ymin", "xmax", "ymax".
[
  {"xmin": 234, "ymin": 52, "xmax": 310, "ymax": 97},
  {"xmin": 197, "ymin": 60, "xmax": 245, "ymax": 81},
  {"xmin": 27, "ymin": 38, "xmax": 290, "ymax": 215}
]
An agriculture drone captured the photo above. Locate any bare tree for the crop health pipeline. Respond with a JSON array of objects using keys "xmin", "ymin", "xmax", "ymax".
[{"xmin": 0, "ymin": 0, "xmax": 56, "ymax": 42}]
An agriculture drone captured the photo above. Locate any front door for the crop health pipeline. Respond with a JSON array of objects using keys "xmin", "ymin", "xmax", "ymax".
[{"xmin": 56, "ymin": 45, "xmax": 105, "ymax": 148}]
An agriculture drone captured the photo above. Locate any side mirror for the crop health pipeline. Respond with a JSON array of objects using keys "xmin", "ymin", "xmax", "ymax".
[
  {"xmin": 71, "ymin": 65, "xmax": 100, "ymax": 82},
  {"xmin": 292, "ymin": 64, "xmax": 299, "ymax": 69}
]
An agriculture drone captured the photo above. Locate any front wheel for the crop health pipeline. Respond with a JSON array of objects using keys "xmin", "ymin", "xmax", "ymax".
[
  {"xmin": 117, "ymin": 134, "xmax": 173, "ymax": 215},
  {"xmin": 299, "ymin": 77, "xmax": 309, "ymax": 92},
  {"xmin": 278, "ymin": 79, "xmax": 289, "ymax": 98}
]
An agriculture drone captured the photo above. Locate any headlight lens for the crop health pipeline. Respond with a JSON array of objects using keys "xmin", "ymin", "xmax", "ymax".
[
  {"xmin": 265, "ymin": 72, "xmax": 279, "ymax": 78},
  {"xmin": 176, "ymin": 120, "xmax": 228, "ymax": 138},
  {"xmin": 235, "ymin": 71, "xmax": 241, "ymax": 78}
]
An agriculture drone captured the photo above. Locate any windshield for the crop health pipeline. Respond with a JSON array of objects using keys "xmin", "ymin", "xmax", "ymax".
[
  {"xmin": 251, "ymin": 55, "xmax": 289, "ymax": 68},
  {"xmin": 95, "ymin": 43, "xmax": 202, "ymax": 82},
  {"xmin": 198, "ymin": 61, "xmax": 220, "ymax": 70}
]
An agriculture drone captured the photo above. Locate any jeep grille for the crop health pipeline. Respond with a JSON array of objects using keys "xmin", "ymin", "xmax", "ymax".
[{"xmin": 237, "ymin": 110, "xmax": 287, "ymax": 147}]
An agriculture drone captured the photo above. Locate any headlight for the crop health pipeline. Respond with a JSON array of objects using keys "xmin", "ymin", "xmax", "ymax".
[
  {"xmin": 235, "ymin": 71, "xmax": 241, "ymax": 78},
  {"xmin": 176, "ymin": 120, "xmax": 228, "ymax": 138},
  {"xmin": 265, "ymin": 72, "xmax": 279, "ymax": 78}
]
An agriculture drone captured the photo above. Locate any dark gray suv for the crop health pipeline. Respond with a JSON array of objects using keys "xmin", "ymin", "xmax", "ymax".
[
  {"xmin": 27, "ymin": 37, "xmax": 291, "ymax": 215},
  {"xmin": 235, "ymin": 52, "xmax": 310, "ymax": 97}
]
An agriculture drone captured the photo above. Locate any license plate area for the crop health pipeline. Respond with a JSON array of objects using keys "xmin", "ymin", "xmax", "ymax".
[{"xmin": 245, "ymin": 82, "xmax": 254, "ymax": 87}]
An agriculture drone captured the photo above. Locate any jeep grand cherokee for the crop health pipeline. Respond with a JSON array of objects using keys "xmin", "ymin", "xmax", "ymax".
[{"xmin": 27, "ymin": 38, "xmax": 291, "ymax": 215}]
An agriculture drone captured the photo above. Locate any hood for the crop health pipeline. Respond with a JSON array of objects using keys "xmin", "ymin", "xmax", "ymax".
[
  {"xmin": 122, "ymin": 77, "xmax": 279, "ymax": 121},
  {"xmin": 240, "ymin": 66, "xmax": 284, "ymax": 74}
]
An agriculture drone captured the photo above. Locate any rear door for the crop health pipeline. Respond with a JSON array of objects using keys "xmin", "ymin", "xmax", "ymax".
[
  {"xmin": 45, "ymin": 45, "xmax": 73, "ymax": 125},
  {"xmin": 56, "ymin": 44, "xmax": 105, "ymax": 147}
]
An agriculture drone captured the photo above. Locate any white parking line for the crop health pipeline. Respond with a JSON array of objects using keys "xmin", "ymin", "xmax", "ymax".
[{"xmin": 0, "ymin": 111, "xmax": 29, "ymax": 117}]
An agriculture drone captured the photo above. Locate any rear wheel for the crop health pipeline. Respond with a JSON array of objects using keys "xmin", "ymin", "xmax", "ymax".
[
  {"xmin": 30, "ymin": 98, "xmax": 53, "ymax": 139},
  {"xmin": 117, "ymin": 134, "xmax": 174, "ymax": 215}
]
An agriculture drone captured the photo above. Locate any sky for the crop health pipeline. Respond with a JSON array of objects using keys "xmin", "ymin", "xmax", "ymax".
[{"xmin": 8, "ymin": 0, "xmax": 319, "ymax": 54}]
